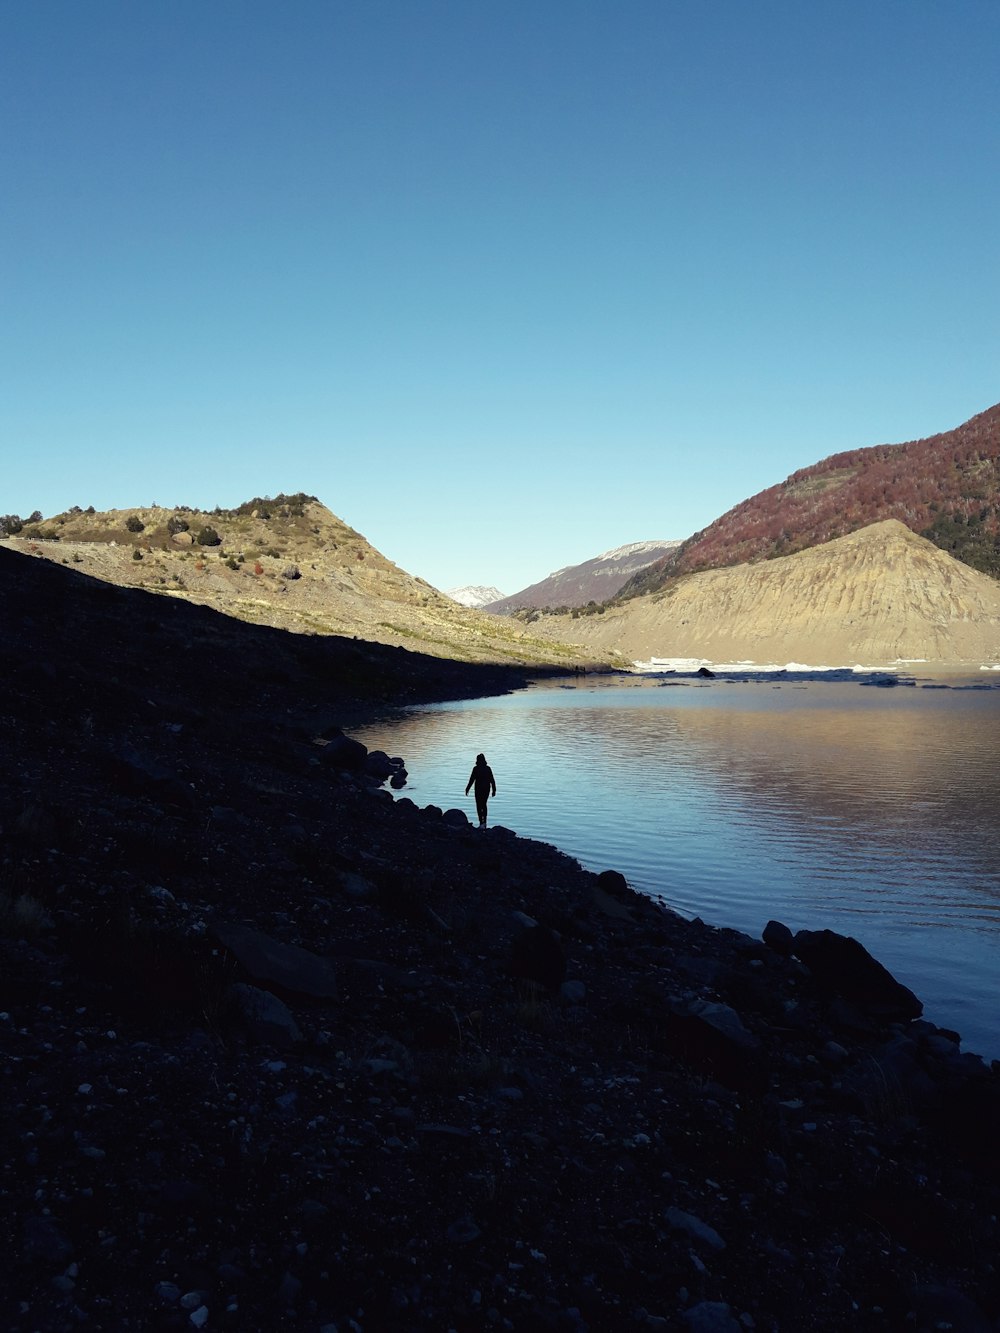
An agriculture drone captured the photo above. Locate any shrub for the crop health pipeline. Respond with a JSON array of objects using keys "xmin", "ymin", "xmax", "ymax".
[
  {"xmin": 282, "ymin": 564, "xmax": 301, "ymax": 580},
  {"xmin": 225, "ymin": 557, "xmax": 239, "ymax": 570},
  {"xmin": 197, "ymin": 525, "xmax": 221, "ymax": 547},
  {"xmin": 132, "ymin": 548, "xmax": 143, "ymax": 561},
  {"xmin": 232, "ymin": 491, "xmax": 317, "ymax": 518},
  {"xmin": 166, "ymin": 515, "xmax": 189, "ymax": 535},
  {"xmin": 125, "ymin": 516, "xmax": 145, "ymax": 533}
]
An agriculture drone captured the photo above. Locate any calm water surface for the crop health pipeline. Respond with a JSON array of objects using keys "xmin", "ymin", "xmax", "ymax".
[{"xmin": 354, "ymin": 676, "xmax": 1000, "ymax": 1060}]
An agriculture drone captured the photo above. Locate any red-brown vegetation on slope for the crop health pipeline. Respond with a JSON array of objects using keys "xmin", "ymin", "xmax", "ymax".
[{"xmin": 622, "ymin": 403, "xmax": 1000, "ymax": 599}]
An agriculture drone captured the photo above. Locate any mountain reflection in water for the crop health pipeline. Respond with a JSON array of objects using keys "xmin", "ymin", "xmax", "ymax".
[{"xmin": 353, "ymin": 677, "xmax": 1000, "ymax": 1059}]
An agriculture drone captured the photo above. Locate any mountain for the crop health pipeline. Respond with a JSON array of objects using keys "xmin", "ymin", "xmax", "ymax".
[
  {"xmin": 0, "ymin": 494, "xmax": 608, "ymax": 669},
  {"xmin": 444, "ymin": 584, "xmax": 506, "ymax": 608},
  {"xmin": 535, "ymin": 520, "xmax": 1000, "ymax": 669},
  {"xmin": 485, "ymin": 540, "xmax": 681, "ymax": 614},
  {"xmin": 619, "ymin": 403, "xmax": 1000, "ymax": 601}
]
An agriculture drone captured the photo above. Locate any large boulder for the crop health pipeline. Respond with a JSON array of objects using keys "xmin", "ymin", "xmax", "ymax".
[
  {"xmin": 104, "ymin": 741, "xmax": 197, "ymax": 809},
  {"xmin": 214, "ymin": 922, "xmax": 338, "ymax": 999},
  {"xmin": 509, "ymin": 923, "xmax": 566, "ymax": 993},
  {"xmin": 658, "ymin": 996, "xmax": 766, "ymax": 1094},
  {"xmin": 321, "ymin": 729, "xmax": 368, "ymax": 772},
  {"xmin": 363, "ymin": 749, "xmax": 395, "ymax": 781},
  {"xmin": 363, "ymin": 750, "xmax": 407, "ymax": 786},
  {"xmin": 762, "ymin": 919, "xmax": 795, "ymax": 956},
  {"xmin": 793, "ymin": 928, "xmax": 922, "ymax": 1021},
  {"xmin": 227, "ymin": 982, "xmax": 303, "ymax": 1046}
]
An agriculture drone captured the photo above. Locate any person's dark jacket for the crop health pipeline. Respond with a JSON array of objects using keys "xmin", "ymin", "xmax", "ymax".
[{"xmin": 466, "ymin": 760, "xmax": 496, "ymax": 798}]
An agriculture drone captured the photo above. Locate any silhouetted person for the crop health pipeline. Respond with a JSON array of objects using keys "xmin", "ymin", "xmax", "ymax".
[{"xmin": 465, "ymin": 752, "xmax": 496, "ymax": 828}]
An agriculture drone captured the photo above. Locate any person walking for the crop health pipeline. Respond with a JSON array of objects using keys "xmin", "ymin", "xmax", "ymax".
[{"xmin": 465, "ymin": 752, "xmax": 497, "ymax": 828}]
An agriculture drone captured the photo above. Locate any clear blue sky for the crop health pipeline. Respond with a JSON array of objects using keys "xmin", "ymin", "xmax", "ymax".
[{"xmin": 2, "ymin": 1, "xmax": 998, "ymax": 594}]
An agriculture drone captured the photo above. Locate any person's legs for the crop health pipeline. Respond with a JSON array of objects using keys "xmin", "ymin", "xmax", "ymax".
[{"xmin": 476, "ymin": 793, "xmax": 488, "ymax": 826}]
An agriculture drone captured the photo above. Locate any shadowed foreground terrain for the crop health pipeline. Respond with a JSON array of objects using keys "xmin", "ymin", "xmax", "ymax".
[{"xmin": 2, "ymin": 546, "xmax": 999, "ymax": 1332}]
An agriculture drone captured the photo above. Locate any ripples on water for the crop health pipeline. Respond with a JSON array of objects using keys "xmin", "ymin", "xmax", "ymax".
[{"xmin": 354, "ymin": 676, "xmax": 1000, "ymax": 1059}]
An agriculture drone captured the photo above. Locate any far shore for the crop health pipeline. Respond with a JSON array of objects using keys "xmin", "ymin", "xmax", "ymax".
[{"xmin": 628, "ymin": 655, "xmax": 1000, "ymax": 681}]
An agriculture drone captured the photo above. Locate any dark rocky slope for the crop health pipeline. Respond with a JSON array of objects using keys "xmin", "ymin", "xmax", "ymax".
[{"xmin": 1, "ymin": 546, "xmax": 998, "ymax": 1333}]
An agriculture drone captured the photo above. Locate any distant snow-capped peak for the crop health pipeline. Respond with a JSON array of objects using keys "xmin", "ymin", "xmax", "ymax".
[{"xmin": 445, "ymin": 585, "xmax": 506, "ymax": 608}]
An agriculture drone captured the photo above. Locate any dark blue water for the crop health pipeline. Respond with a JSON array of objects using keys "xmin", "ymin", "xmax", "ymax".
[{"xmin": 354, "ymin": 675, "xmax": 1000, "ymax": 1060}]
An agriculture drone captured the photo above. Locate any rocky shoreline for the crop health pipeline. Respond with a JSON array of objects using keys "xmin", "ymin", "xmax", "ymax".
[{"xmin": 2, "ymin": 546, "xmax": 999, "ymax": 1332}]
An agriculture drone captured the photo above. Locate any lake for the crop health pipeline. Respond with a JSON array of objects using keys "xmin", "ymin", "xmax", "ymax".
[{"xmin": 353, "ymin": 673, "xmax": 1000, "ymax": 1061}]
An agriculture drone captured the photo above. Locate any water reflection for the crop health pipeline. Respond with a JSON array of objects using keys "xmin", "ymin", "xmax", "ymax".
[{"xmin": 354, "ymin": 678, "xmax": 1000, "ymax": 1056}]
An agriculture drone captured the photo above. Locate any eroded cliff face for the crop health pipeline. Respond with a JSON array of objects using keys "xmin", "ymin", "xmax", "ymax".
[{"xmin": 538, "ymin": 520, "xmax": 1000, "ymax": 668}]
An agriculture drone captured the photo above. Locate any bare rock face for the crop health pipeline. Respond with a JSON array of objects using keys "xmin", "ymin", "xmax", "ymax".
[{"xmin": 537, "ymin": 520, "xmax": 1000, "ymax": 669}]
